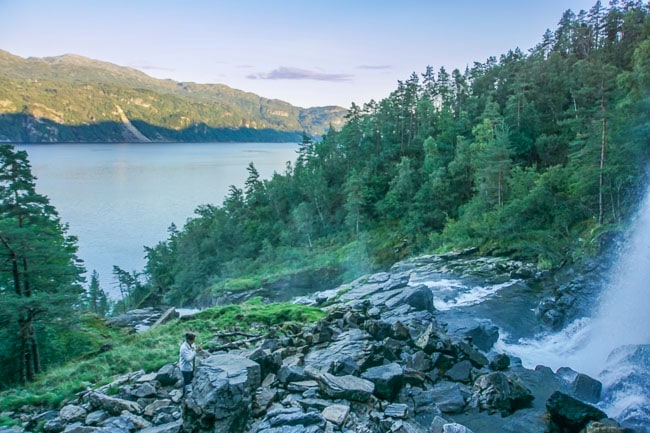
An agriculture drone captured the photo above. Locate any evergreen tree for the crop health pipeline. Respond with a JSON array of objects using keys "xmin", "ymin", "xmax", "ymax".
[{"xmin": 0, "ymin": 144, "xmax": 84, "ymax": 384}]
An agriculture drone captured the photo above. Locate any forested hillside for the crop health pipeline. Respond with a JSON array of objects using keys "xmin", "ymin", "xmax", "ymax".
[
  {"xmin": 140, "ymin": 2, "xmax": 650, "ymax": 307},
  {"xmin": 0, "ymin": 50, "xmax": 346, "ymax": 142}
]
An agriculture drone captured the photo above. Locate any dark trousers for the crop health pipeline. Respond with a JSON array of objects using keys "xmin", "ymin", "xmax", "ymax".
[{"xmin": 182, "ymin": 370, "xmax": 193, "ymax": 395}]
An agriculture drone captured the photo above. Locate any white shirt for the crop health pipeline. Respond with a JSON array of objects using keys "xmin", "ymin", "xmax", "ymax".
[{"xmin": 179, "ymin": 341, "xmax": 196, "ymax": 372}]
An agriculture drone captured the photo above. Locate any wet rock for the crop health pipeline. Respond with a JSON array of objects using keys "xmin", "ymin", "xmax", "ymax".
[
  {"xmin": 546, "ymin": 391, "xmax": 607, "ymax": 433},
  {"xmin": 572, "ymin": 373, "xmax": 602, "ymax": 404},
  {"xmin": 472, "ymin": 372, "xmax": 534, "ymax": 415},
  {"xmin": 489, "ymin": 354, "xmax": 510, "ymax": 371}
]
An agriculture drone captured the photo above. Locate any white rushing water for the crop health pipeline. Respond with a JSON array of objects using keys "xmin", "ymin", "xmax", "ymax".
[{"xmin": 496, "ymin": 183, "xmax": 650, "ymax": 427}]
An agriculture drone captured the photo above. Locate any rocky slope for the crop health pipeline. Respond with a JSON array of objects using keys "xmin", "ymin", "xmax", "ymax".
[{"xmin": 2, "ymin": 254, "xmax": 633, "ymax": 433}]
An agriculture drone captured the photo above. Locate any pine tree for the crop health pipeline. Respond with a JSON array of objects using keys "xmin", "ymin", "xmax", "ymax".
[{"xmin": 0, "ymin": 144, "xmax": 84, "ymax": 383}]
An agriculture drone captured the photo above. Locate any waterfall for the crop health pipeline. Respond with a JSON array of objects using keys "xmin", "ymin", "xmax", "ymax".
[
  {"xmin": 577, "ymin": 185, "xmax": 650, "ymax": 374},
  {"xmin": 494, "ymin": 184, "xmax": 650, "ymax": 430}
]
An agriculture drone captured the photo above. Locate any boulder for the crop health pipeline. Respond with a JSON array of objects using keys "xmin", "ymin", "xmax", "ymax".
[
  {"xmin": 183, "ymin": 354, "xmax": 261, "ymax": 433},
  {"xmin": 546, "ymin": 391, "xmax": 607, "ymax": 433},
  {"xmin": 446, "ymin": 360, "xmax": 473, "ymax": 383},
  {"xmin": 472, "ymin": 372, "xmax": 534, "ymax": 415},
  {"xmin": 156, "ymin": 363, "xmax": 181, "ymax": 387},
  {"xmin": 87, "ymin": 392, "xmax": 142, "ymax": 416},
  {"xmin": 430, "ymin": 382, "xmax": 467, "ymax": 414},
  {"xmin": 572, "ymin": 373, "xmax": 602, "ymax": 404},
  {"xmin": 307, "ymin": 368, "xmax": 375, "ymax": 402},
  {"xmin": 361, "ymin": 362, "xmax": 404, "ymax": 401},
  {"xmin": 489, "ymin": 354, "xmax": 510, "ymax": 371},
  {"xmin": 59, "ymin": 405, "xmax": 87, "ymax": 423}
]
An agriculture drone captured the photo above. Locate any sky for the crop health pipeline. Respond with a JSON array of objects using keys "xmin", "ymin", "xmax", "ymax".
[{"xmin": 1, "ymin": 0, "xmax": 599, "ymax": 108}]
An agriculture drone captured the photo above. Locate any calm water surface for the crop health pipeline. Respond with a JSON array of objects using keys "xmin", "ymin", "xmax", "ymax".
[{"xmin": 16, "ymin": 142, "xmax": 298, "ymax": 298}]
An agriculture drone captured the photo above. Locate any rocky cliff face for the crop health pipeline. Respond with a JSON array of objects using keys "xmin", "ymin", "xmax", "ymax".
[{"xmin": 3, "ymin": 255, "xmax": 630, "ymax": 433}]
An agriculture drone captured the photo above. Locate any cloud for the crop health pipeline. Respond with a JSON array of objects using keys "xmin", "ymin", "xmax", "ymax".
[
  {"xmin": 131, "ymin": 64, "xmax": 176, "ymax": 73},
  {"xmin": 357, "ymin": 64, "xmax": 392, "ymax": 70},
  {"xmin": 247, "ymin": 66, "xmax": 353, "ymax": 82}
]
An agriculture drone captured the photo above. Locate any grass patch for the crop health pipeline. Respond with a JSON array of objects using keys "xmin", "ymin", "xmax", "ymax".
[{"xmin": 0, "ymin": 299, "xmax": 324, "ymax": 413}]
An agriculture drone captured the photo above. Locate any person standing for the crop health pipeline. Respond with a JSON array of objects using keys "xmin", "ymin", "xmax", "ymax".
[{"xmin": 179, "ymin": 332, "xmax": 201, "ymax": 395}]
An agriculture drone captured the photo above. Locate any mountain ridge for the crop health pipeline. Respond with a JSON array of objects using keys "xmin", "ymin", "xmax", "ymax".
[{"xmin": 0, "ymin": 49, "xmax": 347, "ymax": 142}]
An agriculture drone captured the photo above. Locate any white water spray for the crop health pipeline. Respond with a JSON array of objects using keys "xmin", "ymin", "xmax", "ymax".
[{"xmin": 576, "ymin": 185, "xmax": 650, "ymax": 374}]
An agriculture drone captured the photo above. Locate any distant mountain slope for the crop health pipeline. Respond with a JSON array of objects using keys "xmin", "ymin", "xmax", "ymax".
[{"xmin": 0, "ymin": 50, "xmax": 347, "ymax": 143}]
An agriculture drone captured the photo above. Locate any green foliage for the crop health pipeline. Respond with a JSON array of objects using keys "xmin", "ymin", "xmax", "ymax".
[
  {"xmin": 0, "ymin": 299, "xmax": 324, "ymax": 411},
  {"xmin": 137, "ymin": 2, "xmax": 650, "ymax": 306}
]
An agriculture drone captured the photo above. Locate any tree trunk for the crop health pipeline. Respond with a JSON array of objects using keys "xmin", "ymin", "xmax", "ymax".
[{"xmin": 19, "ymin": 312, "xmax": 40, "ymax": 382}]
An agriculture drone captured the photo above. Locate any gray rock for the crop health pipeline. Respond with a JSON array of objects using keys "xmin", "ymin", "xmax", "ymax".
[
  {"xmin": 307, "ymin": 368, "xmax": 375, "ymax": 402},
  {"xmin": 62, "ymin": 423, "xmax": 98, "ymax": 433},
  {"xmin": 144, "ymin": 399, "xmax": 172, "ymax": 417},
  {"xmin": 546, "ymin": 391, "xmax": 608, "ymax": 432},
  {"xmin": 99, "ymin": 415, "xmax": 136, "ymax": 433},
  {"xmin": 406, "ymin": 351, "xmax": 432, "ymax": 372},
  {"xmin": 430, "ymin": 382, "xmax": 467, "ymax": 414},
  {"xmin": 87, "ymin": 392, "xmax": 142, "ymax": 416},
  {"xmin": 138, "ymin": 420, "xmax": 183, "ymax": 433},
  {"xmin": 361, "ymin": 362, "xmax": 404, "ymax": 401},
  {"xmin": 303, "ymin": 328, "xmax": 373, "ymax": 372},
  {"xmin": 156, "ymin": 364, "xmax": 181, "ymax": 387},
  {"xmin": 397, "ymin": 386, "xmax": 443, "ymax": 426},
  {"xmin": 321, "ymin": 404, "xmax": 349, "ymax": 426},
  {"xmin": 429, "ymin": 415, "xmax": 449, "ymax": 433},
  {"xmin": 384, "ymin": 284, "xmax": 435, "ymax": 313},
  {"xmin": 472, "ymin": 372, "xmax": 534, "ymax": 415},
  {"xmin": 249, "ymin": 348, "xmax": 282, "ymax": 378},
  {"xmin": 414, "ymin": 323, "xmax": 451, "ymax": 354},
  {"xmin": 183, "ymin": 354, "xmax": 261, "ymax": 433},
  {"xmin": 84, "ymin": 410, "xmax": 108, "ymax": 426},
  {"xmin": 277, "ymin": 365, "xmax": 307, "ymax": 384},
  {"xmin": 385, "ymin": 403, "xmax": 409, "ymax": 419},
  {"xmin": 442, "ymin": 423, "xmax": 475, "ymax": 433},
  {"xmin": 255, "ymin": 407, "xmax": 326, "ymax": 432},
  {"xmin": 59, "ymin": 405, "xmax": 87, "ymax": 423},
  {"xmin": 286, "ymin": 380, "xmax": 319, "ymax": 393},
  {"xmin": 253, "ymin": 387, "xmax": 277, "ymax": 417},
  {"xmin": 44, "ymin": 417, "xmax": 65, "ymax": 433},
  {"xmin": 572, "ymin": 373, "xmax": 602, "ymax": 404},
  {"xmin": 128, "ymin": 382, "xmax": 157, "ymax": 399},
  {"xmin": 446, "ymin": 360, "xmax": 473, "ymax": 383},
  {"xmin": 118, "ymin": 411, "xmax": 151, "ymax": 430},
  {"xmin": 489, "ymin": 354, "xmax": 510, "ymax": 371}
]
